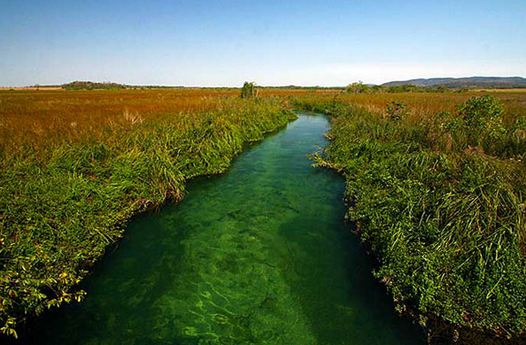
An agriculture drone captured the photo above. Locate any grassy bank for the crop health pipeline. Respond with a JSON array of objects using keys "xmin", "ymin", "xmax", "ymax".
[
  {"xmin": 0, "ymin": 90, "xmax": 295, "ymax": 337},
  {"xmin": 294, "ymin": 93, "xmax": 526, "ymax": 343}
]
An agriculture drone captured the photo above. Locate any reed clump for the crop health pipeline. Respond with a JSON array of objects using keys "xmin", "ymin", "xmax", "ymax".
[
  {"xmin": 294, "ymin": 92, "xmax": 526, "ymax": 343},
  {"xmin": 0, "ymin": 89, "xmax": 295, "ymax": 338}
]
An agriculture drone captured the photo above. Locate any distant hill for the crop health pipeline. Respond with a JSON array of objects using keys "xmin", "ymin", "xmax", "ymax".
[{"xmin": 382, "ymin": 77, "xmax": 526, "ymax": 89}]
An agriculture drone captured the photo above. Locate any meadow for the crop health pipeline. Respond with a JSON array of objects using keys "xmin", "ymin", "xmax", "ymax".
[
  {"xmin": 294, "ymin": 90, "xmax": 526, "ymax": 344},
  {"xmin": 1, "ymin": 87, "xmax": 526, "ymax": 344}
]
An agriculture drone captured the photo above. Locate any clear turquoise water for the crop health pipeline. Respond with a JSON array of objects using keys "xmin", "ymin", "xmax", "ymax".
[{"xmin": 25, "ymin": 114, "xmax": 425, "ymax": 345}]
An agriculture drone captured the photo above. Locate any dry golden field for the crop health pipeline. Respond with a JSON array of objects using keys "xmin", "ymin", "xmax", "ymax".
[
  {"xmin": 0, "ymin": 89, "xmax": 234, "ymax": 154},
  {"xmin": 3, "ymin": 88, "xmax": 525, "ymax": 152},
  {"xmin": 328, "ymin": 90, "xmax": 526, "ymax": 124},
  {"xmin": 0, "ymin": 88, "xmax": 340, "ymax": 155}
]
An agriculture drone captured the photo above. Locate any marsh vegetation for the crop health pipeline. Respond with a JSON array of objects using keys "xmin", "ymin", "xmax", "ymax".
[
  {"xmin": 1, "ymin": 87, "xmax": 526, "ymax": 344},
  {"xmin": 295, "ymin": 91, "xmax": 526, "ymax": 344},
  {"xmin": 0, "ymin": 89, "xmax": 294, "ymax": 338}
]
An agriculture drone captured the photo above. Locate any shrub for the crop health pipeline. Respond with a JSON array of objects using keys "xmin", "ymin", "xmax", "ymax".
[
  {"xmin": 345, "ymin": 81, "xmax": 372, "ymax": 94},
  {"xmin": 458, "ymin": 95, "xmax": 505, "ymax": 145},
  {"xmin": 386, "ymin": 101, "xmax": 407, "ymax": 121},
  {"xmin": 240, "ymin": 82, "xmax": 258, "ymax": 99}
]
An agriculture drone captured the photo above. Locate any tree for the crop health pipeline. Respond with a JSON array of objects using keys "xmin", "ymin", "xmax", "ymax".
[
  {"xmin": 345, "ymin": 81, "xmax": 371, "ymax": 94},
  {"xmin": 240, "ymin": 82, "xmax": 258, "ymax": 98}
]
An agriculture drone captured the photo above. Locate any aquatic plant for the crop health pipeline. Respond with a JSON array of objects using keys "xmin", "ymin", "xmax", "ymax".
[{"xmin": 21, "ymin": 115, "xmax": 425, "ymax": 345}]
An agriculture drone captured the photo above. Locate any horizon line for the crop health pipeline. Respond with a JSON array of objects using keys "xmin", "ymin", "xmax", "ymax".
[{"xmin": 2, "ymin": 75, "xmax": 526, "ymax": 89}]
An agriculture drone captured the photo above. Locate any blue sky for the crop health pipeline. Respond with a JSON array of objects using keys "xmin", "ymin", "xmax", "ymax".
[{"xmin": 1, "ymin": 0, "xmax": 525, "ymax": 86}]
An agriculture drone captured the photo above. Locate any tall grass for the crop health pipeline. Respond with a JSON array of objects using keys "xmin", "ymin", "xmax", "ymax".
[
  {"xmin": 295, "ymin": 90, "xmax": 526, "ymax": 124},
  {"xmin": 2, "ymin": 87, "xmax": 525, "ymax": 341},
  {"xmin": 0, "ymin": 89, "xmax": 295, "ymax": 338},
  {"xmin": 294, "ymin": 93, "xmax": 526, "ymax": 344}
]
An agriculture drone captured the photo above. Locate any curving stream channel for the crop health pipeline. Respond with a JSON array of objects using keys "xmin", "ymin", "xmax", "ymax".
[{"xmin": 25, "ymin": 114, "xmax": 425, "ymax": 345}]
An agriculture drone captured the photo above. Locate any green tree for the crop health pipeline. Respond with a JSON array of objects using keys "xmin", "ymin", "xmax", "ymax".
[
  {"xmin": 345, "ymin": 81, "xmax": 371, "ymax": 94},
  {"xmin": 240, "ymin": 82, "xmax": 258, "ymax": 98}
]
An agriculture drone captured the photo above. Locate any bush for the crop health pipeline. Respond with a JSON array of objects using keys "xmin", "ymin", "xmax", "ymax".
[
  {"xmin": 240, "ymin": 82, "xmax": 258, "ymax": 99},
  {"xmin": 427, "ymin": 96, "xmax": 513, "ymax": 155},
  {"xmin": 345, "ymin": 81, "xmax": 372, "ymax": 94},
  {"xmin": 458, "ymin": 95, "xmax": 505, "ymax": 145},
  {"xmin": 386, "ymin": 101, "xmax": 407, "ymax": 121}
]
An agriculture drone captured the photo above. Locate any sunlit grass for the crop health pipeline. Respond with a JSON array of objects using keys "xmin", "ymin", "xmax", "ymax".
[
  {"xmin": 0, "ymin": 88, "xmax": 295, "ymax": 338},
  {"xmin": 294, "ymin": 92, "xmax": 526, "ymax": 343}
]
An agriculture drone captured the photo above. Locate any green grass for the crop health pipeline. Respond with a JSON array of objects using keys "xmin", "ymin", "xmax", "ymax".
[
  {"xmin": 3, "ymin": 88, "xmax": 526, "ymax": 343},
  {"xmin": 294, "ymin": 96, "xmax": 526, "ymax": 343},
  {"xmin": 0, "ymin": 97, "xmax": 295, "ymax": 338}
]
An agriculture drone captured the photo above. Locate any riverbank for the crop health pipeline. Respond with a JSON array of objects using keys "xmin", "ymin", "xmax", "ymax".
[
  {"xmin": 0, "ymin": 91, "xmax": 295, "ymax": 338},
  {"xmin": 294, "ymin": 95, "xmax": 526, "ymax": 344},
  {"xmin": 17, "ymin": 114, "xmax": 426, "ymax": 345}
]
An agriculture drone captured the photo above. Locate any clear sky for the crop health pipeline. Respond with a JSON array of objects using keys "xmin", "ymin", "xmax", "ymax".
[{"xmin": 1, "ymin": 0, "xmax": 525, "ymax": 87}]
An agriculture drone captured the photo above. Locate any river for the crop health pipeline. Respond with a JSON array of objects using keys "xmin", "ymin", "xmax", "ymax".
[{"xmin": 24, "ymin": 114, "xmax": 425, "ymax": 345}]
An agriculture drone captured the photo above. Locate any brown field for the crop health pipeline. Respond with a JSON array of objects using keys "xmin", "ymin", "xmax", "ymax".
[
  {"xmin": 311, "ymin": 91, "xmax": 526, "ymax": 124},
  {"xmin": 2, "ymin": 88, "xmax": 526, "ymax": 157},
  {"xmin": 0, "ymin": 86, "xmax": 64, "ymax": 91},
  {"xmin": 0, "ymin": 89, "xmax": 237, "ymax": 154},
  {"xmin": 472, "ymin": 88, "xmax": 526, "ymax": 93},
  {"xmin": 0, "ymin": 88, "xmax": 339, "ymax": 155}
]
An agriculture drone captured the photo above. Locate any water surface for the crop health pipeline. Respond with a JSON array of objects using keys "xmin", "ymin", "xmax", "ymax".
[{"xmin": 27, "ymin": 114, "xmax": 425, "ymax": 345}]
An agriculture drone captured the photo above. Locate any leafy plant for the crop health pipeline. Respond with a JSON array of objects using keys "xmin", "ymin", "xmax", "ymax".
[{"xmin": 458, "ymin": 95, "xmax": 505, "ymax": 146}]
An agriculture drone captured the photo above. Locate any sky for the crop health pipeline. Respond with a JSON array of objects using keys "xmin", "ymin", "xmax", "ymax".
[{"xmin": 1, "ymin": 0, "xmax": 525, "ymax": 87}]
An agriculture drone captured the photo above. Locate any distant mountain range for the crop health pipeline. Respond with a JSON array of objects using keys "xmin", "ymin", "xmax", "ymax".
[{"xmin": 382, "ymin": 77, "xmax": 526, "ymax": 89}]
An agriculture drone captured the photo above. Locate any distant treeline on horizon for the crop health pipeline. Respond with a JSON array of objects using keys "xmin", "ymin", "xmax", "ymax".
[{"xmin": 7, "ymin": 76, "xmax": 526, "ymax": 91}]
